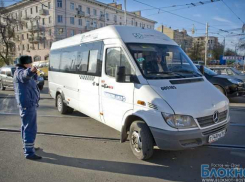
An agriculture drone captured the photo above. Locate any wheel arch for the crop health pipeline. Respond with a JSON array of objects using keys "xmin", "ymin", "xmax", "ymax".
[
  {"xmin": 213, "ymin": 84, "xmax": 227, "ymax": 96},
  {"xmin": 120, "ymin": 113, "xmax": 154, "ymax": 143},
  {"xmin": 55, "ymin": 88, "xmax": 65, "ymax": 107}
]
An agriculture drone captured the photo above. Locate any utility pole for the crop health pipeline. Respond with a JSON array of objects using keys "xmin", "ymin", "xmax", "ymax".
[
  {"xmin": 222, "ymin": 37, "xmax": 225, "ymax": 57},
  {"xmin": 124, "ymin": 0, "xmax": 127, "ymax": 25},
  {"xmin": 204, "ymin": 22, "xmax": 209, "ymax": 66}
]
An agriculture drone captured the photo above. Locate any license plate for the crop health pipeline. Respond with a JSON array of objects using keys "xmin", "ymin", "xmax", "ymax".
[{"xmin": 208, "ymin": 130, "xmax": 226, "ymax": 143}]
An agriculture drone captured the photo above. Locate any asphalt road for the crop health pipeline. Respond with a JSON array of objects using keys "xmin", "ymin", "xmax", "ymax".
[{"xmin": 0, "ymin": 82, "xmax": 245, "ymax": 182}]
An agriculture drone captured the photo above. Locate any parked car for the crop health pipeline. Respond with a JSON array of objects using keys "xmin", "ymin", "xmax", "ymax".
[
  {"xmin": 196, "ymin": 65, "xmax": 245, "ymax": 97},
  {"xmin": 210, "ymin": 67, "xmax": 245, "ymax": 82},
  {"xmin": 0, "ymin": 66, "xmax": 44, "ymax": 91}
]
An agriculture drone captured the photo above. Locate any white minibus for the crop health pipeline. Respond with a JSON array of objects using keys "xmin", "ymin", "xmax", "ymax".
[{"xmin": 49, "ymin": 26, "xmax": 230, "ymax": 160}]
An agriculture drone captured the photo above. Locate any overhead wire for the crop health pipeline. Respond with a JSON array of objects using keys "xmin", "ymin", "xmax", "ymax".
[{"xmin": 221, "ymin": 0, "xmax": 244, "ymax": 24}]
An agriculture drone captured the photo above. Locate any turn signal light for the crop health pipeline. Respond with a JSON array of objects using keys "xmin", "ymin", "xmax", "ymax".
[{"xmin": 137, "ymin": 100, "xmax": 146, "ymax": 106}]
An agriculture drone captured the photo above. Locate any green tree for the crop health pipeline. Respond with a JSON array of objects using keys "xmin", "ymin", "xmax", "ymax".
[
  {"xmin": 211, "ymin": 44, "xmax": 224, "ymax": 60},
  {"xmin": 224, "ymin": 48, "xmax": 236, "ymax": 56}
]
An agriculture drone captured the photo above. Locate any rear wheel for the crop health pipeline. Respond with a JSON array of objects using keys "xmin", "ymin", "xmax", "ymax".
[
  {"xmin": 215, "ymin": 85, "xmax": 225, "ymax": 95},
  {"xmin": 129, "ymin": 121, "xmax": 154, "ymax": 160},
  {"xmin": 0, "ymin": 82, "xmax": 6, "ymax": 91},
  {"xmin": 56, "ymin": 94, "xmax": 73, "ymax": 114}
]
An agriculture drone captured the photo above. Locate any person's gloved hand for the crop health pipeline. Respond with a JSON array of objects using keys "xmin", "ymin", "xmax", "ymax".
[{"xmin": 31, "ymin": 66, "xmax": 37, "ymax": 73}]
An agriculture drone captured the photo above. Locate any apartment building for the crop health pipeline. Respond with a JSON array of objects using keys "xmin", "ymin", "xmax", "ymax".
[
  {"xmin": 193, "ymin": 36, "xmax": 219, "ymax": 50},
  {"xmin": 156, "ymin": 25, "xmax": 193, "ymax": 52},
  {"xmin": 1, "ymin": 0, "xmax": 156, "ymax": 61}
]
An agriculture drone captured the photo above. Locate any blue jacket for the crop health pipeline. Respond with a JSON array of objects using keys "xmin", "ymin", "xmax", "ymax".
[{"xmin": 14, "ymin": 66, "xmax": 40, "ymax": 108}]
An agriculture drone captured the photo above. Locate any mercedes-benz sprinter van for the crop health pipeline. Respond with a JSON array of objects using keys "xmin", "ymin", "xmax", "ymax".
[{"xmin": 49, "ymin": 26, "xmax": 230, "ymax": 160}]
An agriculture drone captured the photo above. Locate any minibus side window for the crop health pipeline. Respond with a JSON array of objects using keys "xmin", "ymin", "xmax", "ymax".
[
  {"xmin": 105, "ymin": 47, "xmax": 133, "ymax": 78},
  {"xmin": 50, "ymin": 51, "xmax": 61, "ymax": 71}
]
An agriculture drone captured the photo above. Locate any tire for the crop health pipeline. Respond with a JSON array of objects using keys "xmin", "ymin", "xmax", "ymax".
[
  {"xmin": 56, "ymin": 94, "xmax": 72, "ymax": 114},
  {"xmin": 0, "ymin": 82, "xmax": 6, "ymax": 91},
  {"xmin": 129, "ymin": 121, "xmax": 154, "ymax": 160},
  {"xmin": 215, "ymin": 85, "xmax": 225, "ymax": 95}
]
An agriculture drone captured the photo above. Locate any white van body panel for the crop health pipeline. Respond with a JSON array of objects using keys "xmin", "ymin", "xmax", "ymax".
[{"xmin": 147, "ymin": 78, "xmax": 229, "ymax": 119}]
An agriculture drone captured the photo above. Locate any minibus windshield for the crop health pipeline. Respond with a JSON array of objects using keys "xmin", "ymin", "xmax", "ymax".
[{"xmin": 127, "ymin": 43, "xmax": 202, "ymax": 79}]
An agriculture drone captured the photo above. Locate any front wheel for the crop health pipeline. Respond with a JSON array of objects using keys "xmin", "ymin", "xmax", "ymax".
[
  {"xmin": 0, "ymin": 82, "xmax": 6, "ymax": 91},
  {"xmin": 129, "ymin": 121, "xmax": 154, "ymax": 160}
]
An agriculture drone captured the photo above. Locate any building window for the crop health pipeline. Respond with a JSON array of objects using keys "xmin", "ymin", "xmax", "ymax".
[
  {"xmin": 22, "ymin": 34, "xmax": 24, "ymax": 40},
  {"xmin": 57, "ymin": 0, "xmax": 62, "ymax": 8},
  {"xmin": 26, "ymin": 22, "xmax": 28, "ymax": 28},
  {"xmin": 106, "ymin": 13, "xmax": 109, "ymax": 20},
  {"xmin": 27, "ymin": 44, "xmax": 29, "ymax": 50},
  {"xmin": 93, "ymin": 21, "xmax": 97, "ymax": 28},
  {"xmin": 131, "ymin": 19, "xmax": 133, "ymax": 25},
  {"xmin": 86, "ymin": 20, "xmax": 90, "ymax": 27},
  {"xmin": 49, "ymin": 16, "xmax": 51, "ymax": 24},
  {"xmin": 78, "ymin": 19, "xmax": 82, "ymax": 26},
  {"xmin": 36, "ymin": 6, "xmax": 38, "ymax": 13},
  {"xmin": 27, "ymin": 34, "xmax": 29, "ymax": 39},
  {"xmin": 42, "ymin": 18, "xmax": 45, "ymax": 25},
  {"xmin": 70, "ymin": 2, "xmax": 75, "ymax": 10},
  {"xmin": 114, "ymin": 15, "xmax": 117, "ymax": 22},
  {"xmin": 93, "ymin": 9, "xmax": 97, "ymax": 16},
  {"xmin": 70, "ymin": 30, "xmax": 75, "ymax": 36},
  {"xmin": 48, "ymin": 2, "xmax": 51, "ymax": 9},
  {"xmin": 100, "ymin": 23, "xmax": 103, "ymax": 27},
  {"xmin": 18, "ymin": 45, "xmax": 20, "ymax": 51},
  {"xmin": 49, "ymin": 29, "xmax": 52, "ymax": 36},
  {"xmin": 70, "ymin": 17, "xmax": 74, "ymax": 25},
  {"xmin": 78, "ymin": 5, "xmax": 82, "ymax": 11},
  {"xmin": 135, "ymin": 22, "xmax": 137, "ymax": 26},
  {"xmin": 22, "ymin": 45, "xmax": 25, "ymax": 51},
  {"xmin": 87, "ymin": 7, "xmax": 90, "ymax": 15},
  {"xmin": 30, "ymin": 8, "xmax": 33, "ymax": 14},
  {"xmin": 57, "ymin": 15, "xmax": 63, "ymax": 23},
  {"xmin": 20, "ymin": 11, "xmax": 22, "ymax": 17}
]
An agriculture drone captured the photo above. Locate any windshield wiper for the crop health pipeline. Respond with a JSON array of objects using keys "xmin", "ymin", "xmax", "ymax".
[
  {"xmin": 173, "ymin": 70, "xmax": 202, "ymax": 77},
  {"xmin": 147, "ymin": 71, "xmax": 186, "ymax": 78}
]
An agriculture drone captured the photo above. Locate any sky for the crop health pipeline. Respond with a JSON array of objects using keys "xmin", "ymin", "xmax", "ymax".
[{"xmin": 2, "ymin": 0, "xmax": 245, "ymax": 54}]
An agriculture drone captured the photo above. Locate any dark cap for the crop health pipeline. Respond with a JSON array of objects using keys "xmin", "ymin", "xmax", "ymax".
[{"xmin": 15, "ymin": 55, "xmax": 33, "ymax": 66}]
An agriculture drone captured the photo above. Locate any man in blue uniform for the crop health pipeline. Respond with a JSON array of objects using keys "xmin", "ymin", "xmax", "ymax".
[{"xmin": 14, "ymin": 55, "xmax": 42, "ymax": 160}]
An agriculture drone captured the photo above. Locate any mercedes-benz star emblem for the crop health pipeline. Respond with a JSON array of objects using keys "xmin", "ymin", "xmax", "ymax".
[{"xmin": 213, "ymin": 111, "xmax": 219, "ymax": 123}]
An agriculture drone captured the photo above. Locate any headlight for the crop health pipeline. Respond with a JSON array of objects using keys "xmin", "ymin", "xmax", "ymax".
[
  {"xmin": 162, "ymin": 112, "xmax": 198, "ymax": 129},
  {"xmin": 228, "ymin": 78, "xmax": 243, "ymax": 85}
]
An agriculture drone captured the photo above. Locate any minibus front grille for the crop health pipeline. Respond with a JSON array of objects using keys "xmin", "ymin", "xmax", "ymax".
[
  {"xmin": 148, "ymin": 103, "xmax": 158, "ymax": 110},
  {"xmin": 197, "ymin": 110, "xmax": 227, "ymax": 128},
  {"xmin": 169, "ymin": 78, "xmax": 204, "ymax": 85},
  {"xmin": 202, "ymin": 124, "xmax": 227, "ymax": 136}
]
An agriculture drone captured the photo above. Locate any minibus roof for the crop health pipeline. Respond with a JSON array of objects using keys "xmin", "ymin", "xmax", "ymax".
[{"xmin": 51, "ymin": 26, "xmax": 178, "ymax": 50}]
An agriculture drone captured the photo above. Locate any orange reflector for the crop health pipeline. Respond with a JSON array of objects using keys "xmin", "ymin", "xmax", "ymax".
[
  {"xmin": 100, "ymin": 112, "xmax": 103, "ymax": 115},
  {"xmin": 68, "ymin": 99, "xmax": 70, "ymax": 101},
  {"xmin": 137, "ymin": 100, "xmax": 146, "ymax": 106}
]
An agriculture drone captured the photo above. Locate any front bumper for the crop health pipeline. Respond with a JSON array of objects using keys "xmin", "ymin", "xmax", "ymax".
[{"xmin": 150, "ymin": 121, "xmax": 229, "ymax": 150}]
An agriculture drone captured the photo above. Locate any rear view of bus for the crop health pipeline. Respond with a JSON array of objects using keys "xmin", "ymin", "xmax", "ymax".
[{"xmin": 49, "ymin": 26, "xmax": 230, "ymax": 160}]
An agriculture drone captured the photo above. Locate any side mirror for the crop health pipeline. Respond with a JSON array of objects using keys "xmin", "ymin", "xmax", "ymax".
[
  {"xmin": 116, "ymin": 66, "xmax": 126, "ymax": 83},
  {"xmin": 200, "ymin": 65, "xmax": 204, "ymax": 75}
]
